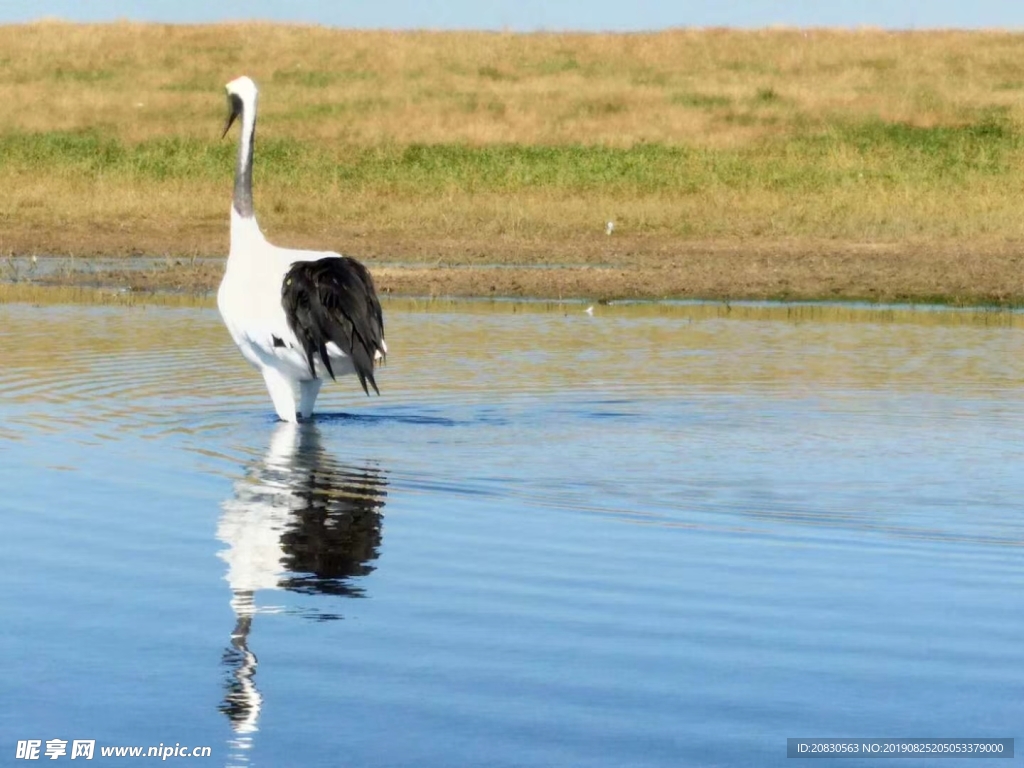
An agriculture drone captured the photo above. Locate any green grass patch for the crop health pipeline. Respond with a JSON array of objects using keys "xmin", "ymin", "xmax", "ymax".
[
  {"xmin": 0, "ymin": 130, "xmax": 236, "ymax": 180},
  {"xmin": 477, "ymin": 65, "xmax": 515, "ymax": 81},
  {"xmin": 754, "ymin": 87, "xmax": 781, "ymax": 104},
  {"xmin": 53, "ymin": 67, "xmax": 115, "ymax": 83},
  {"xmin": 671, "ymin": 92, "xmax": 732, "ymax": 109},
  {"xmin": 2, "ymin": 114, "xmax": 1022, "ymax": 196},
  {"xmin": 535, "ymin": 53, "xmax": 581, "ymax": 75},
  {"xmin": 826, "ymin": 117, "xmax": 1019, "ymax": 177}
]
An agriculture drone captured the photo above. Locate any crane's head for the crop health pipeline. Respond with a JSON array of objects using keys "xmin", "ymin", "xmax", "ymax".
[{"xmin": 222, "ymin": 76, "xmax": 258, "ymax": 138}]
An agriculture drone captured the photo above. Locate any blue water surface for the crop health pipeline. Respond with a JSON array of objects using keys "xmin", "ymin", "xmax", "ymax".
[{"xmin": 1, "ymin": 299, "xmax": 1022, "ymax": 767}]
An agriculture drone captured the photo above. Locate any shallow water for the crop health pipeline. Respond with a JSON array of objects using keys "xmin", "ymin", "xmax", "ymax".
[{"xmin": 2, "ymin": 297, "xmax": 1023, "ymax": 767}]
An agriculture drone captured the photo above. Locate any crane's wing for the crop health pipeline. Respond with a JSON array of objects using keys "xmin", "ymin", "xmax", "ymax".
[{"xmin": 281, "ymin": 256, "xmax": 386, "ymax": 395}]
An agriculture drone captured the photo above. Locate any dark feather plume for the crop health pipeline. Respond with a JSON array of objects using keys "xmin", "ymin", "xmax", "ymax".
[{"xmin": 281, "ymin": 256, "xmax": 386, "ymax": 395}]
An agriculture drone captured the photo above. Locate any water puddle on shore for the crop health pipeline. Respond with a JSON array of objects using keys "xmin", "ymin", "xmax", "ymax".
[{"xmin": 2, "ymin": 296, "xmax": 1023, "ymax": 766}]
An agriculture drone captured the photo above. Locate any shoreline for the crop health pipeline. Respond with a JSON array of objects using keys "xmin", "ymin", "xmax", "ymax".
[{"xmin": 5, "ymin": 237, "xmax": 1024, "ymax": 306}]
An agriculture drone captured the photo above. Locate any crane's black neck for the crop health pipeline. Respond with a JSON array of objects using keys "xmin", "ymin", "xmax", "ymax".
[{"xmin": 233, "ymin": 94, "xmax": 255, "ymax": 219}]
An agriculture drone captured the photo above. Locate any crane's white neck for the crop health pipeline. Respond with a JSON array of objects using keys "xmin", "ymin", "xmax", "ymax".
[{"xmin": 229, "ymin": 206, "xmax": 265, "ymax": 254}]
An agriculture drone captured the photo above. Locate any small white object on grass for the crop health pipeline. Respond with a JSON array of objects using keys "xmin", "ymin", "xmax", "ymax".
[
  {"xmin": 606, "ymin": 221, "xmax": 615, "ymax": 235},
  {"xmin": 585, "ymin": 305, "xmax": 594, "ymax": 316}
]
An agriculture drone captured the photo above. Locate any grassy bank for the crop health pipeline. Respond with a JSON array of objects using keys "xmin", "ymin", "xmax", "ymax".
[{"xmin": 3, "ymin": 23, "xmax": 1024, "ymax": 300}]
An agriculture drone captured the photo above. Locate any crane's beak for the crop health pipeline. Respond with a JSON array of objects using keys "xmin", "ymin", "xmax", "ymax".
[{"xmin": 222, "ymin": 93, "xmax": 242, "ymax": 139}]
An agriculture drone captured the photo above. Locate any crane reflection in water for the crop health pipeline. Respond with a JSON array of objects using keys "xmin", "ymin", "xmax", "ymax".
[{"xmin": 216, "ymin": 422, "xmax": 388, "ymax": 750}]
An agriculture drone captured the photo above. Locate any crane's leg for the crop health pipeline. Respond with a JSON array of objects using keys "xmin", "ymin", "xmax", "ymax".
[
  {"xmin": 299, "ymin": 379, "xmax": 322, "ymax": 420},
  {"xmin": 261, "ymin": 366, "xmax": 299, "ymax": 423}
]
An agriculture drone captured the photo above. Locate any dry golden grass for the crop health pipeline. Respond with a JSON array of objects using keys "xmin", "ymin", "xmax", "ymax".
[
  {"xmin": 4, "ymin": 23, "xmax": 1024, "ymax": 301},
  {"xmin": 3, "ymin": 23, "xmax": 1024, "ymax": 144}
]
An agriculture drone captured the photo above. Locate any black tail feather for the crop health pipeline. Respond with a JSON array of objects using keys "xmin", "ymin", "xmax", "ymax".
[{"xmin": 282, "ymin": 256, "xmax": 385, "ymax": 395}]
